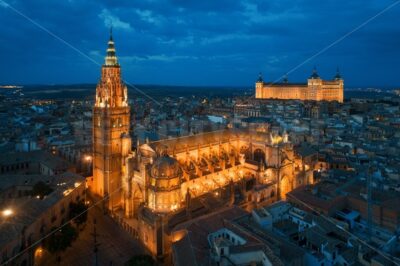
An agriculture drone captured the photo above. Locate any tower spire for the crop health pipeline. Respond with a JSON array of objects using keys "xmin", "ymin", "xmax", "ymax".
[
  {"xmin": 310, "ymin": 65, "xmax": 320, "ymax": 79},
  {"xmin": 257, "ymin": 72, "xmax": 263, "ymax": 82},
  {"xmin": 282, "ymin": 73, "xmax": 288, "ymax": 83},
  {"xmin": 334, "ymin": 66, "xmax": 342, "ymax": 80},
  {"xmin": 105, "ymin": 29, "xmax": 118, "ymax": 66}
]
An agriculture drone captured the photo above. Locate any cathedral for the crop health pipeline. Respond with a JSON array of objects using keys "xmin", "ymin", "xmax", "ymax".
[
  {"xmin": 255, "ymin": 69, "xmax": 344, "ymax": 102},
  {"xmin": 90, "ymin": 34, "xmax": 314, "ymax": 259}
]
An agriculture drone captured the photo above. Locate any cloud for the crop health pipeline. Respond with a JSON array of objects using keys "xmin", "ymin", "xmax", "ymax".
[
  {"xmin": 0, "ymin": 0, "xmax": 399, "ymax": 86},
  {"xmin": 0, "ymin": 1, "xmax": 9, "ymax": 8},
  {"xmin": 169, "ymin": 0, "xmax": 243, "ymax": 13},
  {"xmin": 99, "ymin": 8, "xmax": 132, "ymax": 30},
  {"xmin": 89, "ymin": 50, "xmax": 102, "ymax": 57},
  {"xmin": 136, "ymin": 9, "xmax": 161, "ymax": 25},
  {"xmin": 243, "ymin": 2, "xmax": 305, "ymax": 24},
  {"xmin": 200, "ymin": 34, "xmax": 250, "ymax": 45},
  {"xmin": 121, "ymin": 54, "xmax": 197, "ymax": 62}
]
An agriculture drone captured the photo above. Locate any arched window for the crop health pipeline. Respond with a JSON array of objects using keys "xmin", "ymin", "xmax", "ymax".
[
  {"xmin": 253, "ymin": 149, "xmax": 265, "ymax": 163},
  {"xmin": 240, "ymin": 146, "xmax": 251, "ymax": 160}
]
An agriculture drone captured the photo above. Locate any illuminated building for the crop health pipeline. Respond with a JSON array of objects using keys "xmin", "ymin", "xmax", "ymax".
[
  {"xmin": 255, "ymin": 68, "xmax": 344, "ymax": 102},
  {"xmin": 92, "ymin": 30, "xmax": 132, "ymax": 212},
  {"xmin": 131, "ymin": 129, "xmax": 316, "ymax": 257},
  {"xmin": 90, "ymin": 34, "xmax": 315, "ymax": 259}
]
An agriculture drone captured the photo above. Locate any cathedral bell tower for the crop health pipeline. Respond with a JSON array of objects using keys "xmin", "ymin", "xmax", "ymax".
[{"xmin": 92, "ymin": 30, "xmax": 131, "ymax": 212}]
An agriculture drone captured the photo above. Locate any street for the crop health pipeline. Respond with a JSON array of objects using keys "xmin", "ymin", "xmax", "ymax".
[{"xmin": 36, "ymin": 203, "xmax": 145, "ymax": 266}]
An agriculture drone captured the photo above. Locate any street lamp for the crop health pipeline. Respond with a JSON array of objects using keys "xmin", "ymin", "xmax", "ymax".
[
  {"xmin": 84, "ymin": 155, "xmax": 93, "ymax": 162},
  {"xmin": 2, "ymin": 208, "xmax": 13, "ymax": 217},
  {"xmin": 83, "ymin": 155, "xmax": 93, "ymax": 176}
]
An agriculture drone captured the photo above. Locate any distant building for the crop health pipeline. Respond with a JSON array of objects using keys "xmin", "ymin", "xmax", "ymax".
[
  {"xmin": 0, "ymin": 150, "xmax": 83, "ymax": 265},
  {"xmin": 0, "ymin": 150, "xmax": 75, "ymax": 176},
  {"xmin": 255, "ymin": 68, "xmax": 344, "ymax": 102},
  {"xmin": 15, "ymin": 138, "xmax": 38, "ymax": 152},
  {"xmin": 234, "ymin": 103, "xmax": 261, "ymax": 117},
  {"xmin": 171, "ymin": 206, "xmax": 284, "ymax": 266}
]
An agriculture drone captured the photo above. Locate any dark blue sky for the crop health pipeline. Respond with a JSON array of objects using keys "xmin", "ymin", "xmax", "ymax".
[{"xmin": 0, "ymin": 0, "xmax": 399, "ymax": 87}]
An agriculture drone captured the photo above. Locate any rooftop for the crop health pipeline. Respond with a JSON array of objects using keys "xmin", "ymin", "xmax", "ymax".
[{"xmin": 0, "ymin": 172, "xmax": 85, "ymax": 247}]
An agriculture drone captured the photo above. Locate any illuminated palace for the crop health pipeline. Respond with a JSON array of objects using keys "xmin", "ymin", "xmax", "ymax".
[
  {"xmin": 255, "ymin": 68, "xmax": 344, "ymax": 102},
  {"xmin": 91, "ymin": 35, "xmax": 314, "ymax": 258}
]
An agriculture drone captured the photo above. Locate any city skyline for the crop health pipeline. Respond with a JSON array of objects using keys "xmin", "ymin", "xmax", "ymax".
[
  {"xmin": 1, "ymin": 3, "xmax": 400, "ymax": 264},
  {"xmin": 0, "ymin": 0, "xmax": 399, "ymax": 87}
]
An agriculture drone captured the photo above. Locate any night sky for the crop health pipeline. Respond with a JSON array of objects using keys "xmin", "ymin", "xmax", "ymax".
[{"xmin": 0, "ymin": 0, "xmax": 399, "ymax": 87}]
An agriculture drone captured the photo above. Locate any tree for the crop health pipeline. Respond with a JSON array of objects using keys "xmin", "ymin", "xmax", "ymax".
[
  {"xmin": 125, "ymin": 255, "xmax": 155, "ymax": 266},
  {"xmin": 44, "ymin": 224, "xmax": 77, "ymax": 253},
  {"xmin": 31, "ymin": 181, "xmax": 53, "ymax": 199},
  {"xmin": 69, "ymin": 201, "xmax": 88, "ymax": 227}
]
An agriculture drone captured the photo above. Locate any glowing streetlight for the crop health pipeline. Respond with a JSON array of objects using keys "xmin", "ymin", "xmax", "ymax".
[
  {"xmin": 83, "ymin": 155, "xmax": 93, "ymax": 177},
  {"xmin": 34, "ymin": 247, "xmax": 44, "ymax": 260},
  {"xmin": 2, "ymin": 208, "xmax": 13, "ymax": 217}
]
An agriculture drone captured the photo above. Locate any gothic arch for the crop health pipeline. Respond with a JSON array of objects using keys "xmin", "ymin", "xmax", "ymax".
[
  {"xmin": 132, "ymin": 182, "xmax": 143, "ymax": 201},
  {"xmin": 280, "ymin": 175, "xmax": 293, "ymax": 200},
  {"xmin": 240, "ymin": 146, "xmax": 251, "ymax": 160},
  {"xmin": 253, "ymin": 148, "xmax": 265, "ymax": 163}
]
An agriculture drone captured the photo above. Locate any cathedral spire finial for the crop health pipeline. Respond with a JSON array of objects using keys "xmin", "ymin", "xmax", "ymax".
[{"xmin": 104, "ymin": 28, "xmax": 118, "ymax": 66}]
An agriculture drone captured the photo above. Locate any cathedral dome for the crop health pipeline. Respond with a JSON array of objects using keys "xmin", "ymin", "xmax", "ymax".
[
  {"xmin": 148, "ymin": 155, "xmax": 183, "ymax": 212},
  {"xmin": 151, "ymin": 155, "xmax": 182, "ymax": 179},
  {"xmin": 149, "ymin": 155, "xmax": 182, "ymax": 192}
]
